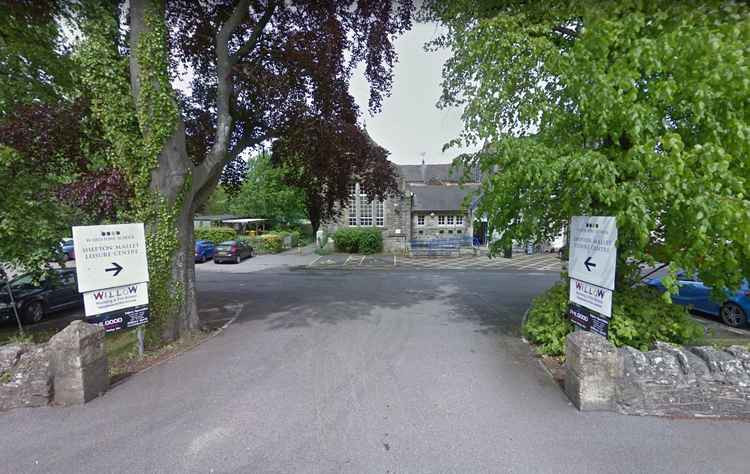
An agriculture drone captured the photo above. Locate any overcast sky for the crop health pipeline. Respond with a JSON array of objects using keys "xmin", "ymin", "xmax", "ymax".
[{"xmin": 349, "ymin": 22, "xmax": 477, "ymax": 165}]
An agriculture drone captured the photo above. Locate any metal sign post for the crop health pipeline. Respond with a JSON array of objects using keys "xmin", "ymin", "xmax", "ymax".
[
  {"xmin": 567, "ymin": 216, "xmax": 617, "ymax": 336},
  {"xmin": 4, "ymin": 279, "xmax": 24, "ymax": 337}
]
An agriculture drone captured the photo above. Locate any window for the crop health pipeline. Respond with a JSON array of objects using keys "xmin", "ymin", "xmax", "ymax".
[
  {"xmin": 348, "ymin": 183, "xmax": 358, "ymax": 225},
  {"xmin": 457, "ymin": 230, "xmax": 462, "ymax": 234},
  {"xmin": 359, "ymin": 195, "xmax": 372, "ymax": 226},
  {"xmin": 438, "ymin": 215, "xmax": 445, "ymax": 226},
  {"xmin": 375, "ymin": 200, "xmax": 384, "ymax": 227},
  {"xmin": 418, "ymin": 230, "xmax": 424, "ymax": 234},
  {"xmin": 448, "ymin": 230, "xmax": 453, "ymax": 234},
  {"xmin": 417, "ymin": 215, "xmax": 425, "ymax": 226},
  {"xmin": 447, "ymin": 216, "xmax": 454, "ymax": 226},
  {"xmin": 456, "ymin": 215, "xmax": 464, "ymax": 226},
  {"xmin": 346, "ymin": 182, "xmax": 383, "ymax": 227}
]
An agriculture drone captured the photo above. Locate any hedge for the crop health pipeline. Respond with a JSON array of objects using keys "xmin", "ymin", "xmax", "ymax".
[
  {"xmin": 240, "ymin": 233, "xmax": 284, "ymax": 254},
  {"xmin": 332, "ymin": 228, "xmax": 383, "ymax": 254},
  {"xmin": 194, "ymin": 226, "xmax": 236, "ymax": 244},
  {"xmin": 523, "ymin": 282, "xmax": 703, "ymax": 356}
]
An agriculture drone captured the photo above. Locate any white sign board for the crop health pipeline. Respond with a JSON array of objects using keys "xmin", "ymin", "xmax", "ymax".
[
  {"xmin": 569, "ymin": 278, "xmax": 612, "ymax": 318},
  {"xmin": 83, "ymin": 282, "xmax": 149, "ymax": 317},
  {"xmin": 72, "ymin": 223, "xmax": 150, "ymax": 293},
  {"xmin": 569, "ymin": 216, "xmax": 618, "ymax": 290}
]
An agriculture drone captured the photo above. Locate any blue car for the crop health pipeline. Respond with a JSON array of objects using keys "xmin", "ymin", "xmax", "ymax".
[
  {"xmin": 59, "ymin": 238, "xmax": 75, "ymax": 261},
  {"xmin": 646, "ymin": 273, "xmax": 750, "ymax": 328},
  {"xmin": 194, "ymin": 240, "xmax": 216, "ymax": 263}
]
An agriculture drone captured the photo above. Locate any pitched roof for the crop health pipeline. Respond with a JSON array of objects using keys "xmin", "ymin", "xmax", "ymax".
[
  {"xmin": 194, "ymin": 214, "xmax": 239, "ymax": 221},
  {"xmin": 410, "ymin": 184, "xmax": 480, "ymax": 212},
  {"xmin": 397, "ymin": 163, "xmax": 480, "ymax": 184}
]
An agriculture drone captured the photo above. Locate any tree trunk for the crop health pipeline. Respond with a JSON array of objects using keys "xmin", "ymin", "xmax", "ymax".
[{"xmin": 130, "ymin": 0, "xmax": 199, "ymax": 343}]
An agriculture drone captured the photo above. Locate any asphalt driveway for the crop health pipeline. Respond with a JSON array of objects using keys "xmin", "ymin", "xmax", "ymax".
[{"xmin": 0, "ymin": 268, "xmax": 748, "ymax": 473}]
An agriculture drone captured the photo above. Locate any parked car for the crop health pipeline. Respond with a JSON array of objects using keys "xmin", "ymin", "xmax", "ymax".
[
  {"xmin": 60, "ymin": 238, "xmax": 75, "ymax": 261},
  {"xmin": 195, "ymin": 240, "xmax": 216, "ymax": 263},
  {"xmin": 646, "ymin": 273, "xmax": 750, "ymax": 327},
  {"xmin": 214, "ymin": 240, "xmax": 254, "ymax": 264},
  {"xmin": 0, "ymin": 268, "xmax": 82, "ymax": 324}
]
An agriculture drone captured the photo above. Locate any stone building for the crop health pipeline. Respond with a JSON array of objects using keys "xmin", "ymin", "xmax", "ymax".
[{"xmin": 324, "ymin": 161, "xmax": 480, "ymax": 253}]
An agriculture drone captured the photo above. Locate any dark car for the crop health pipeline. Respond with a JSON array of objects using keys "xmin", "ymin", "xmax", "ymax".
[
  {"xmin": 60, "ymin": 238, "xmax": 75, "ymax": 261},
  {"xmin": 214, "ymin": 240, "xmax": 254, "ymax": 264},
  {"xmin": 195, "ymin": 239, "xmax": 216, "ymax": 263},
  {"xmin": 0, "ymin": 268, "xmax": 82, "ymax": 324}
]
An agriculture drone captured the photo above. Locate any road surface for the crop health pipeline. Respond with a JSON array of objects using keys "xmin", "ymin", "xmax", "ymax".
[{"xmin": 0, "ymin": 265, "xmax": 747, "ymax": 473}]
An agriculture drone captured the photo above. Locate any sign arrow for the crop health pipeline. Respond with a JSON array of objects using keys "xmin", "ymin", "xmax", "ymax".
[
  {"xmin": 584, "ymin": 256, "xmax": 596, "ymax": 272},
  {"xmin": 105, "ymin": 262, "xmax": 123, "ymax": 277}
]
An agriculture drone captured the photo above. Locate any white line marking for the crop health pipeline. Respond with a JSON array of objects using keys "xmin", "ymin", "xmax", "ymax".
[
  {"xmin": 309, "ymin": 255, "xmax": 322, "ymax": 267},
  {"xmin": 360, "ymin": 256, "xmax": 366, "ymax": 265}
]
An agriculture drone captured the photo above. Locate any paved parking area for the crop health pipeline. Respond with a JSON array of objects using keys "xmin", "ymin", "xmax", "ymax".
[{"xmin": 308, "ymin": 252, "xmax": 561, "ymax": 271}]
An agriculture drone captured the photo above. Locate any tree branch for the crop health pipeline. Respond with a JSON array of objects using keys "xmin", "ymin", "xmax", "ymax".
[
  {"xmin": 230, "ymin": 0, "xmax": 277, "ymax": 65},
  {"xmin": 552, "ymin": 25, "xmax": 579, "ymax": 38},
  {"xmin": 193, "ymin": 0, "xmax": 251, "ymax": 191}
]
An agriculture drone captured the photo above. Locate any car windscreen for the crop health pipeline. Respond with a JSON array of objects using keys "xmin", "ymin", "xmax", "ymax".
[{"xmin": 9, "ymin": 274, "xmax": 39, "ymax": 290}]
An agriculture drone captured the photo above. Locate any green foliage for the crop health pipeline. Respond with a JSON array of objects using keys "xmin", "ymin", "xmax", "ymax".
[
  {"xmin": 427, "ymin": 1, "xmax": 750, "ymax": 294},
  {"xmin": 608, "ymin": 287, "xmax": 705, "ymax": 351},
  {"xmin": 523, "ymin": 283, "xmax": 703, "ymax": 356},
  {"xmin": 78, "ymin": 2, "xmax": 185, "ymax": 346},
  {"xmin": 0, "ymin": 147, "xmax": 72, "ymax": 272},
  {"xmin": 259, "ymin": 234, "xmax": 283, "ymax": 254},
  {"xmin": 225, "ymin": 152, "xmax": 307, "ymax": 226},
  {"xmin": 523, "ymin": 283, "xmax": 573, "ymax": 356},
  {"xmin": 194, "ymin": 227, "xmax": 236, "ymax": 244},
  {"xmin": 333, "ymin": 228, "xmax": 383, "ymax": 254},
  {"xmin": 0, "ymin": 2, "xmax": 74, "ymax": 115}
]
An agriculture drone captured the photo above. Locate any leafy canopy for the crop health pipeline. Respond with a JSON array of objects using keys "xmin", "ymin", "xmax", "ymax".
[
  {"xmin": 224, "ymin": 152, "xmax": 306, "ymax": 225},
  {"xmin": 425, "ymin": 0, "xmax": 750, "ymax": 292}
]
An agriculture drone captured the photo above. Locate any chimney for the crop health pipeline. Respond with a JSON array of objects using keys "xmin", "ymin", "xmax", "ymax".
[{"xmin": 420, "ymin": 153, "xmax": 427, "ymax": 184}]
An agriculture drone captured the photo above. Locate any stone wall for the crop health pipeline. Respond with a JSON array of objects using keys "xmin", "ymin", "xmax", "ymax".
[
  {"xmin": 565, "ymin": 331, "xmax": 750, "ymax": 418},
  {"xmin": 0, "ymin": 343, "xmax": 51, "ymax": 411},
  {"xmin": 0, "ymin": 321, "xmax": 109, "ymax": 412}
]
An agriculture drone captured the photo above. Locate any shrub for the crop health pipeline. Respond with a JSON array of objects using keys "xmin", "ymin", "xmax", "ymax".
[
  {"xmin": 194, "ymin": 226, "xmax": 236, "ymax": 244},
  {"xmin": 523, "ymin": 282, "xmax": 572, "ymax": 356},
  {"xmin": 357, "ymin": 228, "xmax": 383, "ymax": 254},
  {"xmin": 239, "ymin": 234, "xmax": 283, "ymax": 254},
  {"xmin": 332, "ymin": 228, "xmax": 383, "ymax": 254},
  {"xmin": 523, "ymin": 282, "xmax": 703, "ymax": 356},
  {"xmin": 260, "ymin": 234, "xmax": 283, "ymax": 253},
  {"xmin": 333, "ymin": 228, "xmax": 359, "ymax": 253}
]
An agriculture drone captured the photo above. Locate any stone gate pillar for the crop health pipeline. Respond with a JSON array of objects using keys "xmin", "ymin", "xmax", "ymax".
[
  {"xmin": 564, "ymin": 331, "xmax": 622, "ymax": 411},
  {"xmin": 49, "ymin": 321, "xmax": 109, "ymax": 405}
]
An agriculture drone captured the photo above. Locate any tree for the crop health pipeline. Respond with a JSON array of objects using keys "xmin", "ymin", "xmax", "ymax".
[
  {"xmin": 0, "ymin": 0, "xmax": 74, "ymax": 115},
  {"xmin": 227, "ymin": 152, "xmax": 306, "ymax": 226},
  {"xmin": 424, "ymin": 1, "xmax": 750, "ymax": 294},
  {"xmin": 271, "ymin": 118, "xmax": 398, "ymax": 235},
  {"xmin": 0, "ymin": 2, "xmax": 132, "ymax": 279},
  {"xmin": 68, "ymin": 0, "xmax": 413, "ymax": 345}
]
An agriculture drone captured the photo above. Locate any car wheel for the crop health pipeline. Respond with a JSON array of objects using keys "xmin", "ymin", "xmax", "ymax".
[
  {"xmin": 720, "ymin": 302, "xmax": 747, "ymax": 328},
  {"xmin": 235, "ymin": 255, "xmax": 241, "ymax": 264},
  {"xmin": 250, "ymin": 249, "xmax": 255, "ymax": 258},
  {"xmin": 22, "ymin": 300, "xmax": 45, "ymax": 324}
]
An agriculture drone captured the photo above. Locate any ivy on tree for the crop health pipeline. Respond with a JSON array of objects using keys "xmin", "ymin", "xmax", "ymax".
[{"xmin": 0, "ymin": 0, "xmax": 413, "ymax": 344}]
